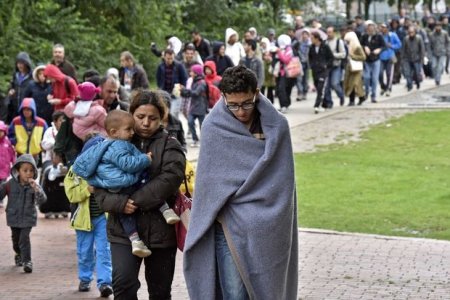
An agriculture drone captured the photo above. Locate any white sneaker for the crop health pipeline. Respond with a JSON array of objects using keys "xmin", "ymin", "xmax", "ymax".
[
  {"xmin": 190, "ymin": 141, "xmax": 199, "ymax": 148},
  {"xmin": 131, "ymin": 240, "xmax": 152, "ymax": 258},
  {"xmin": 280, "ymin": 107, "xmax": 287, "ymax": 114},
  {"xmin": 162, "ymin": 209, "xmax": 181, "ymax": 225}
]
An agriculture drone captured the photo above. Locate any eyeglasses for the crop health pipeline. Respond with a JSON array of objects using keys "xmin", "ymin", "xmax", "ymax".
[{"xmin": 223, "ymin": 94, "xmax": 256, "ymax": 111}]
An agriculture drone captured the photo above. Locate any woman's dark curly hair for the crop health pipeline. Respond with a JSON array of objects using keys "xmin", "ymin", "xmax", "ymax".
[
  {"xmin": 218, "ymin": 65, "xmax": 257, "ymax": 95},
  {"xmin": 129, "ymin": 89, "xmax": 166, "ymax": 118}
]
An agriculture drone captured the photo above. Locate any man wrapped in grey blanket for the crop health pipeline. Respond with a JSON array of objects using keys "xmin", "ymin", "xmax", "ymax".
[{"xmin": 184, "ymin": 65, "xmax": 298, "ymax": 300}]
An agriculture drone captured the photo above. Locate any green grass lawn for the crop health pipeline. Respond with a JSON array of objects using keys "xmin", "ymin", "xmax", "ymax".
[{"xmin": 295, "ymin": 110, "xmax": 450, "ymax": 240}]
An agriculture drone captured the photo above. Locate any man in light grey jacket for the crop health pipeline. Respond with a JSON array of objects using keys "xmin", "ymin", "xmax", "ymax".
[
  {"xmin": 324, "ymin": 26, "xmax": 346, "ymax": 107},
  {"xmin": 428, "ymin": 21, "xmax": 450, "ymax": 85}
]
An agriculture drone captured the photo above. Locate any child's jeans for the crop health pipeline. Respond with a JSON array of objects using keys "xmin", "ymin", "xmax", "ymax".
[
  {"xmin": 76, "ymin": 214, "xmax": 112, "ymax": 287},
  {"xmin": 11, "ymin": 227, "xmax": 32, "ymax": 263},
  {"xmin": 119, "ymin": 202, "xmax": 171, "ymax": 237}
]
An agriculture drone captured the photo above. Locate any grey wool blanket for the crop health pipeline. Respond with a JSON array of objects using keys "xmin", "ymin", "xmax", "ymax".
[{"xmin": 183, "ymin": 94, "xmax": 298, "ymax": 299}]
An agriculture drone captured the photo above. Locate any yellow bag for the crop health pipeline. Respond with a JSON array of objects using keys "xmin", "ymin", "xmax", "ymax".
[{"xmin": 180, "ymin": 160, "xmax": 195, "ymax": 195}]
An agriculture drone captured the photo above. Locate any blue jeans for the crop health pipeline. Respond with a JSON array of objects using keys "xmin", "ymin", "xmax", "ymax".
[
  {"xmin": 363, "ymin": 60, "xmax": 381, "ymax": 101},
  {"xmin": 324, "ymin": 66, "xmax": 344, "ymax": 107},
  {"xmin": 188, "ymin": 114, "xmax": 205, "ymax": 142},
  {"xmin": 402, "ymin": 61, "xmax": 423, "ymax": 89},
  {"xmin": 76, "ymin": 214, "xmax": 112, "ymax": 288},
  {"xmin": 215, "ymin": 222, "xmax": 249, "ymax": 300},
  {"xmin": 297, "ymin": 62, "xmax": 309, "ymax": 95},
  {"xmin": 432, "ymin": 55, "xmax": 446, "ymax": 83}
]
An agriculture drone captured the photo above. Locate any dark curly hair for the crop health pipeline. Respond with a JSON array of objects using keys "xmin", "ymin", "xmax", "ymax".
[
  {"xmin": 218, "ymin": 65, "xmax": 257, "ymax": 95},
  {"xmin": 129, "ymin": 89, "xmax": 166, "ymax": 118}
]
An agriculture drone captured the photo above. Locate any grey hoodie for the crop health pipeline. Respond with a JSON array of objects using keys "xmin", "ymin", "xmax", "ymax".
[
  {"xmin": 1, "ymin": 154, "xmax": 47, "ymax": 228},
  {"xmin": 429, "ymin": 30, "xmax": 450, "ymax": 57}
]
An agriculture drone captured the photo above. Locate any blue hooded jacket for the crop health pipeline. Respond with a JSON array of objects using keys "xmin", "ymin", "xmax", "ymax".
[
  {"xmin": 72, "ymin": 138, "xmax": 151, "ymax": 189},
  {"xmin": 380, "ymin": 32, "xmax": 402, "ymax": 61}
]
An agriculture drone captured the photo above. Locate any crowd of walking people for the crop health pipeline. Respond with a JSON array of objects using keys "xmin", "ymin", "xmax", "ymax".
[{"xmin": 0, "ymin": 9, "xmax": 449, "ymax": 299}]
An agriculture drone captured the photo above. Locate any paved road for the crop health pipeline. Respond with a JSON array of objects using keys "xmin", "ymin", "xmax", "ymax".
[
  {"xmin": 1, "ymin": 213, "xmax": 450, "ymax": 299},
  {"xmin": 1, "ymin": 78, "xmax": 450, "ymax": 299}
]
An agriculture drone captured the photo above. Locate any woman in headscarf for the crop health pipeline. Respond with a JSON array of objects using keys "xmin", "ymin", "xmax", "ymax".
[{"xmin": 343, "ymin": 31, "xmax": 367, "ymax": 106}]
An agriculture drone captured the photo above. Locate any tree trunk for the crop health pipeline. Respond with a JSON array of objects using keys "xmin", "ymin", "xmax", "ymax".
[
  {"xmin": 346, "ymin": 0, "xmax": 352, "ymax": 21},
  {"xmin": 397, "ymin": 0, "xmax": 402, "ymax": 15},
  {"xmin": 364, "ymin": 0, "xmax": 371, "ymax": 20}
]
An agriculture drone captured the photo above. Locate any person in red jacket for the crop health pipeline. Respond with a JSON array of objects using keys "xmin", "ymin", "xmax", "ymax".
[
  {"xmin": 43, "ymin": 64, "xmax": 78, "ymax": 111},
  {"xmin": 203, "ymin": 61, "xmax": 222, "ymax": 86}
]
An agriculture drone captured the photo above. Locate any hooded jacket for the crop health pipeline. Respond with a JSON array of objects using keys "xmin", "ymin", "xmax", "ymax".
[
  {"xmin": 225, "ymin": 28, "xmax": 246, "ymax": 66},
  {"xmin": 380, "ymin": 31, "xmax": 402, "ymax": 61},
  {"xmin": 24, "ymin": 65, "xmax": 53, "ymax": 125},
  {"xmin": 43, "ymin": 64, "xmax": 79, "ymax": 111},
  {"xmin": 0, "ymin": 154, "xmax": 47, "ymax": 228},
  {"xmin": 203, "ymin": 61, "xmax": 222, "ymax": 85},
  {"xmin": 64, "ymin": 100, "xmax": 107, "ymax": 141},
  {"xmin": 72, "ymin": 139, "xmax": 151, "ymax": 190},
  {"xmin": 180, "ymin": 75, "xmax": 208, "ymax": 116},
  {"xmin": 0, "ymin": 121, "xmax": 16, "ymax": 180},
  {"xmin": 429, "ymin": 29, "xmax": 450, "ymax": 57},
  {"xmin": 8, "ymin": 52, "xmax": 34, "ymax": 120},
  {"xmin": 205, "ymin": 42, "xmax": 234, "ymax": 76},
  {"xmin": 64, "ymin": 166, "xmax": 93, "ymax": 231},
  {"xmin": 8, "ymin": 98, "xmax": 48, "ymax": 155}
]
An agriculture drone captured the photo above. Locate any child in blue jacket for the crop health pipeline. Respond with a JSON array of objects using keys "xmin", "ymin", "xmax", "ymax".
[{"xmin": 72, "ymin": 110, "xmax": 180, "ymax": 258}]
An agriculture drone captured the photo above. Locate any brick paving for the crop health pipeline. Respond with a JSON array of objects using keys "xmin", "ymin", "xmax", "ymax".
[{"xmin": 1, "ymin": 210, "xmax": 450, "ymax": 299}]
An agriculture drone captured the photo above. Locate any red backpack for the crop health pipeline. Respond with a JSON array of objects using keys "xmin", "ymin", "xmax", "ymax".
[{"xmin": 205, "ymin": 81, "xmax": 221, "ymax": 109}]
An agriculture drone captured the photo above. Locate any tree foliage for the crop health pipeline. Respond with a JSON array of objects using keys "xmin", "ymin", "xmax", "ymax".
[{"xmin": 0, "ymin": 0, "xmax": 292, "ymax": 91}]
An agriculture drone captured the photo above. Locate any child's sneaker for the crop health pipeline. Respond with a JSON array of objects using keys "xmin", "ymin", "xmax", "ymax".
[
  {"xmin": 78, "ymin": 281, "xmax": 91, "ymax": 292},
  {"xmin": 162, "ymin": 208, "xmax": 181, "ymax": 225},
  {"xmin": 99, "ymin": 284, "xmax": 113, "ymax": 298},
  {"xmin": 23, "ymin": 261, "xmax": 33, "ymax": 273},
  {"xmin": 14, "ymin": 254, "xmax": 22, "ymax": 266},
  {"xmin": 131, "ymin": 240, "xmax": 152, "ymax": 258}
]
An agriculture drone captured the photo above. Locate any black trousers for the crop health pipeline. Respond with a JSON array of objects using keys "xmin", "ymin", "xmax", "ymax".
[
  {"xmin": 110, "ymin": 242, "xmax": 177, "ymax": 300},
  {"xmin": 276, "ymin": 76, "xmax": 296, "ymax": 108},
  {"xmin": 312, "ymin": 72, "xmax": 328, "ymax": 108},
  {"xmin": 11, "ymin": 227, "xmax": 32, "ymax": 262},
  {"xmin": 261, "ymin": 86, "xmax": 274, "ymax": 103}
]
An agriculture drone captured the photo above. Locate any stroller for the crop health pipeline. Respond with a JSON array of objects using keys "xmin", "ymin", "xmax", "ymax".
[{"xmin": 39, "ymin": 160, "xmax": 70, "ymax": 218}]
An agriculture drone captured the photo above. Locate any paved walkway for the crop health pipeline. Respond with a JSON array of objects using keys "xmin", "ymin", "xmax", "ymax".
[
  {"xmin": 1, "ymin": 214, "xmax": 450, "ymax": 299},
  {"xmin": 1, "ymin": 78, "xmax": 450, "ymax": 299}
]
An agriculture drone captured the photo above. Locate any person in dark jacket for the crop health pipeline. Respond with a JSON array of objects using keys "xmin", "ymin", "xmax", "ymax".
[
  {"xmin": 51, "ymin": 43, "xmax": 77, "ymax": 82},
  {"xmin": 309, "ymin": 32, "xmax": 334, "ymax": 113},
  {"xmin": 157, "ymin": 90, "xmax": 187, "ymax": 153},
  {"xmin": 156, "ymin": 49, "xmax": 188, "ymax": 117},
  {"xmin": 0, "ymin": 154, "xmax": 47, "ymax": 274},
  {"xmin": 119, "ymin": 51, "xmax": 149, "ymax": 94},
  {"xmin": 95, "ymin": 89, "xmax": 186, "ymax": 300},
  {"xmin": 360, "ymin": 20, "xmax": 386, "ymax": 103},
  {"xmin": 191, "ymin": 29, "xmax": 212, "ymax": 61},
  {"xmin": 401, "ymin": 26, "xmax": 425, "ymax": 91},
  {"xmin": 205, "ymin": 41, "xmax": 234, "ymax": 76},
  {"xmin": 5, "ymin": 52, "xmax": 34, "ymax": 123},
  {"xmin": 24, "ymin": 65, "xmax": 53, "ymax": 125},
  {"xmin": 181, "ymin": 64, "xmax": 208, "ymax": 148}
]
